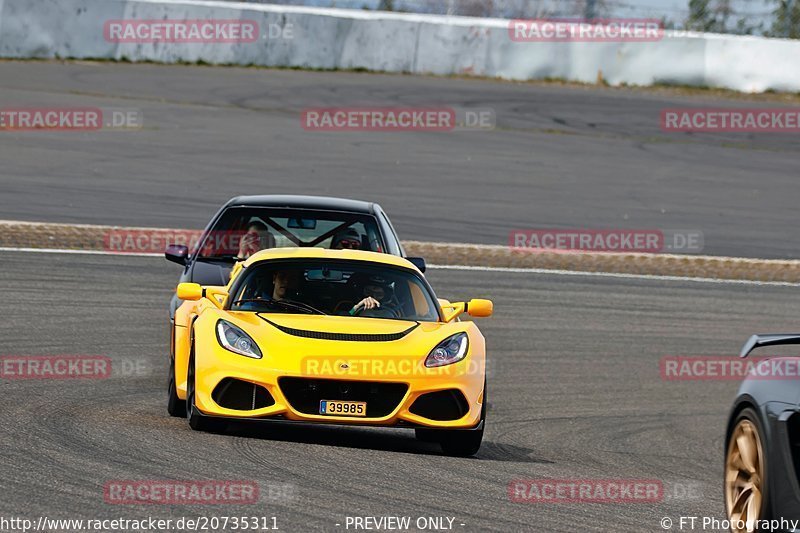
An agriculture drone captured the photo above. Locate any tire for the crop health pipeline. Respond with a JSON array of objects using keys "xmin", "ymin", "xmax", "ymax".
[
  {"xmin": 724, "ymin": 407, "xmax": 771, "ymax": 532},
  {"xmin": 438, "ymin": 425, "xmax": 484, "ymax": 457},
  {"xmin": 166, "ymin": 357, "xmax": 186, "ymax": 418},
  {"xmin": 186, "ymin": 345, "xmax": 226, "ymax": 433},
  {"xmin": 416, "ymin": 381, "xmax": 486, "ymax": 457}
]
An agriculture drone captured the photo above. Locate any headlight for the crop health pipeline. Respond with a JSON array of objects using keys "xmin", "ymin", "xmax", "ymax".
[
  {"xmin": 425, "ymin": 332, "xmax": 469, "ymax": 368},
  {"xmin": 216, "ymin": 320, "xmax": 262, "ymax": 359}
]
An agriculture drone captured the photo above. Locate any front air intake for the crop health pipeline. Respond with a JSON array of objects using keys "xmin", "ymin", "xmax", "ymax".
[
  {"xmin": 409, "ymin": 389, "xmax": 469, "ymax": 421},
  {"xmin": 212, "ymin": 378, "xmax": 274, "ymax": 411}
]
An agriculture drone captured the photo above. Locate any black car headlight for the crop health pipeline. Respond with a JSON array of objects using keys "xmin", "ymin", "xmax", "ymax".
[
  {"xmin": 425, "ymin": 332, "xmax": 469, "ymax": 368},
  {"xmin": 216, "ymin": 319, "xmax": 262, "ymax": 359}
]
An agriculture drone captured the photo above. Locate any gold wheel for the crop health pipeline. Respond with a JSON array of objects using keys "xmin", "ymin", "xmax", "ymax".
[{"xmin": 725, "ymin": 416, "xmax": 765, "ymax": 533}]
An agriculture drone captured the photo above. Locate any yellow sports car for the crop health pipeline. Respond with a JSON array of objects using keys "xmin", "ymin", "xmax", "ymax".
[{"xmin": 168, "ymin": 248, "xmax": 492, "ymax": 456}]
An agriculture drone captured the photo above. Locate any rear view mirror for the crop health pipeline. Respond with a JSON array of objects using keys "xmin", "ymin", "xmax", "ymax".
[
  {"xmin": 176, "ymin": 282, "xmax": 202, "ymax": 301},
  {"xmin": 165, "ymin": 244, "xmax": 189, "ymax": 266},
  {"xmin": 288, "ymin": 218, "xmax": 316, "ymax": 230},
  {"xmin": 307, "ymin": 268, "xmax": 344, "ymax": 281}
]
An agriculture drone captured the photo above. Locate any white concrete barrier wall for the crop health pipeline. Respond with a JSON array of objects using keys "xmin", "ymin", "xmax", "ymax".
[{"xmin": 1, "ymin": 0, "xmax": 799, "ymax": 93}]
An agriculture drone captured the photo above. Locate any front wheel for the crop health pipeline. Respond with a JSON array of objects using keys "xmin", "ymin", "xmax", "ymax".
[
  {"xmin": 438, "ymin": 425, "xmax": 484, "ymax": 457},
  {"xmin": 725, "ymin": 407, "xmax": 770, "ymax": 532},
  {"xmin": 167, "ymin": 357, "xmax": 186, "ymax": 417},
  {"xmin": 416, "ymin": 382, "xmax": 486, "ymax": 457}
]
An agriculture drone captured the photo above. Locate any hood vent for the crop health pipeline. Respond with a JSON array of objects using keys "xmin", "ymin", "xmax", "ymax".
[{"xmin": 258, "ymin": 316, "xmax": 418, "ymax": 342}]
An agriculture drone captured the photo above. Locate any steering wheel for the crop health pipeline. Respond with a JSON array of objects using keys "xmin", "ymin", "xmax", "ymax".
[{"xmin": 359, "ymin": 304, "xmax": 401, "ymax": 319}]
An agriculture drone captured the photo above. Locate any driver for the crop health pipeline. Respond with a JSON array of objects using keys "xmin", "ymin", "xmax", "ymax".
[
  {"xmin": 349, "ymin": 275, "xmax": 401, "ymax": 318},
  {"xmin": 272, "ymin": 269, "xmax": 302, "ymax": 301},
  {"xmin": 237, "ymin": 221, "xmax": 275, "ymax": 260}
]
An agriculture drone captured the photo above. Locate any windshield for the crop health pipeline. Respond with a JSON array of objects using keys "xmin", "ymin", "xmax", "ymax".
[
  {"xmin": 195, "ymin": 207, "xmax": 385, "ymax": 260},
  {"xmin": 228, "ymin": 260, "xmax": 440, "ymax": 322}
]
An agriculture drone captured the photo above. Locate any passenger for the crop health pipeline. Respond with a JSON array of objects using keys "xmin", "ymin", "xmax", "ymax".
[{"xmin": 331, "ymin": 229, "xmax": 362, "ymax": 250}]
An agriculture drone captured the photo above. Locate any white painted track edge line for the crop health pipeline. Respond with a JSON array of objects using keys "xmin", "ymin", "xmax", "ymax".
[{"xmin": 1, "ymin": 247, "xmax": 798, "ymax": 286}]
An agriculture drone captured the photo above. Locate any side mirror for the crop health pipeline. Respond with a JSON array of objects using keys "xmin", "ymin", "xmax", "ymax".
[
  {"xmin": 407, "ymin": 257, "xmax": 426, "ymax": 273},
  {"xmin": 176, "ymin": 283, "xmax": 228, "ymax": 308},
  {"xmin": 466, "ymin": 299, "xmax": 493, "ymax": 318},
  {"xmin": 441, "ymin": 299, "xmax": 493, "ymax": 322},
  {"xmin": 165, "ymin": 244, "xmax": 189, "ymax": 266},
  {"xmin": 176, "ymin": 282, "xmax": 203, "ymax": 301}
]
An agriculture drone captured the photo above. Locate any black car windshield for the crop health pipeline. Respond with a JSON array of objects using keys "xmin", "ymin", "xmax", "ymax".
[
  {"xmin": 229, "ymin": 260, "xmax": 440, "ymax": 322},
  {"xmin": 195, "ymin": 207, "xmax": 385, "ymax": 260}
]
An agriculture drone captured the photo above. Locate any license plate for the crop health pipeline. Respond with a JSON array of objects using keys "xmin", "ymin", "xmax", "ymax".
[{"xmin": 319, "ymin": 400, "xmax": 367, "ymax": 417}]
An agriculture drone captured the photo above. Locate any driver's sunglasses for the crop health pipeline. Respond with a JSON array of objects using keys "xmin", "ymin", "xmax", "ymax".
[{"xmin": 338, "ymin": 239, "xmax": 360, "ymax": 249}]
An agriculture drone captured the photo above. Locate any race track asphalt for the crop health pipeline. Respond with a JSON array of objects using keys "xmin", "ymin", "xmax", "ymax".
[
  {"xmin": 2, "ymin": 250, "xmax": 799, "ymax": 531},
  {"xmin": 1, "ymin": 61, "xmax": 799, "ymax": 258}
]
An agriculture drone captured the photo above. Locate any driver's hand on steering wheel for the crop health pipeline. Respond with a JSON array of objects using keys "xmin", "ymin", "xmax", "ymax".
[{"xmin": 351, "ymin": 296, "xmax": 380, "ymax": 314}]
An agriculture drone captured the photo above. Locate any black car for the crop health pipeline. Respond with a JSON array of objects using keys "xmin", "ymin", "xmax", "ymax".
[
  {"xmin": 165, "ymin": 195, "xmax": 424, "ymax": 322},
  {"xmin": 726, "ymin": 334, "xmax": 800, "ymax": 532}
]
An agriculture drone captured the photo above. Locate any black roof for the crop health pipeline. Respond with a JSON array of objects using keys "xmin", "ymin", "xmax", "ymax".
[{"xmin": 225, "ymin": 195, "xmax": 375, "ymax": 215}]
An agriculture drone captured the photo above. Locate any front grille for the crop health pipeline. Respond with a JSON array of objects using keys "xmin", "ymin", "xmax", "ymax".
[
  {"xmin": 212, "ymin": 378, "xmax": 275, "ymax": 411},
  {"xmin": 259, "ymin": 316, "xmax": 417, "ymax": 342},
  {"xmin": 278, "ymin": 377, "xmax": 407, "ymax": 417},
  {"xmin": 409, "ymin": 389, "xmax": 469, "ymax": 421}
]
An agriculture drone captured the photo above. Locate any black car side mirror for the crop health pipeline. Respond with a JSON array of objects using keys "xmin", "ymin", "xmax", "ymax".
[
  {"xmin": 407, "ymin": 257, "xmax": 426, "ymax": 273},
  {"xmin": 165, "ymin": 244, "xmax": 189, "ymax": 266}
]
